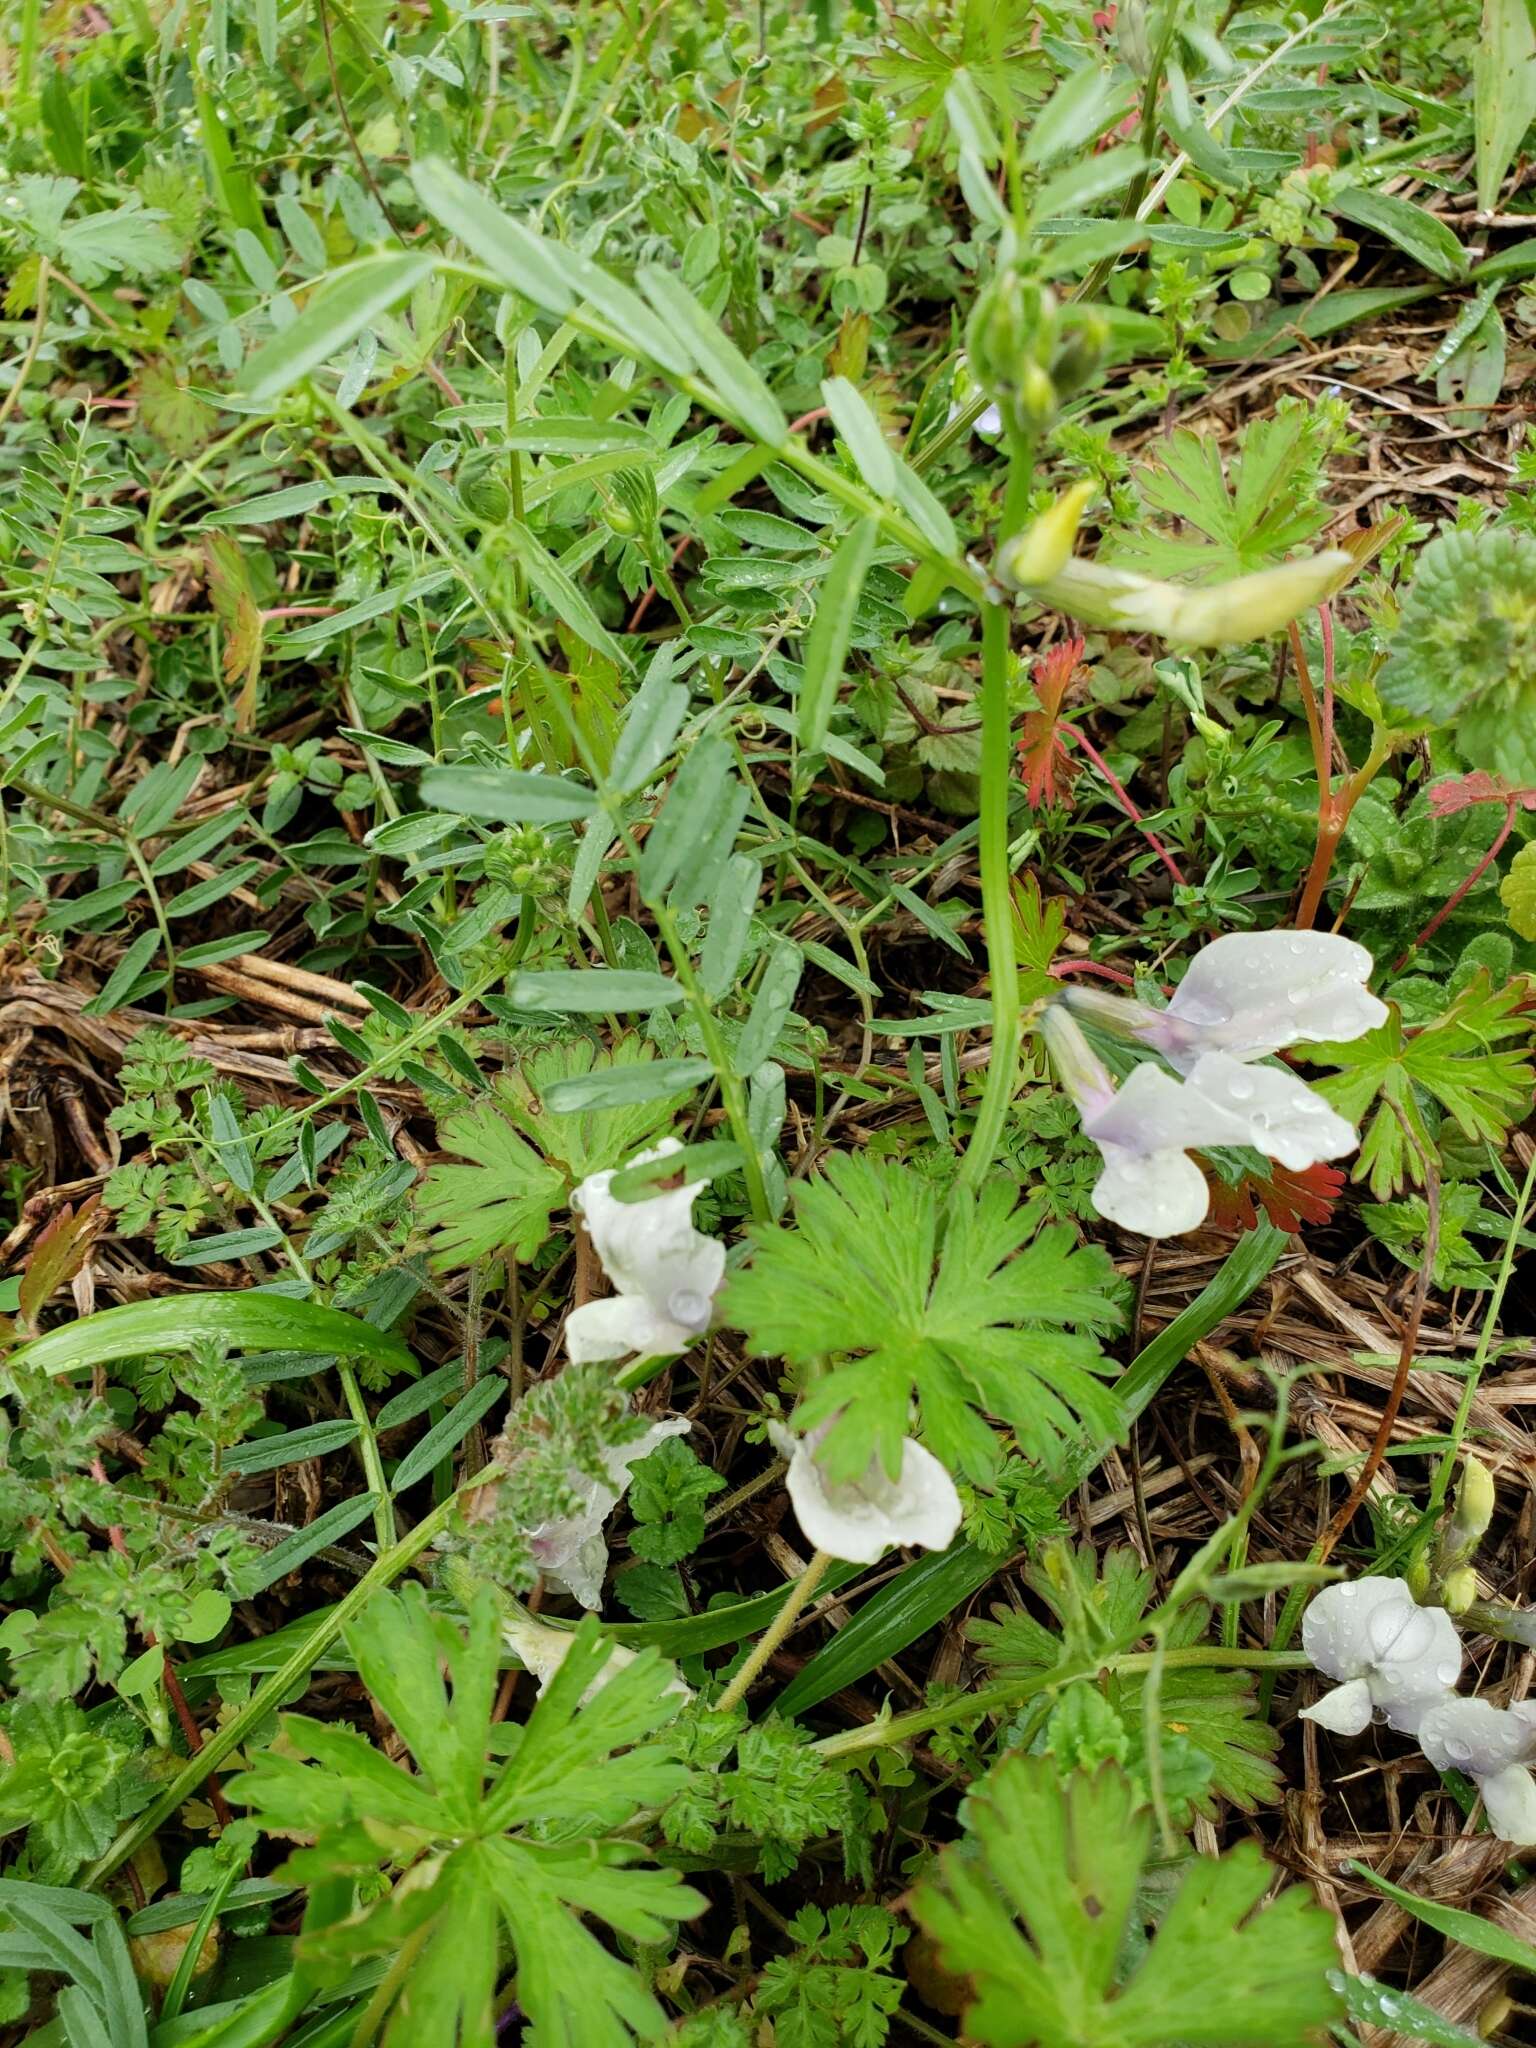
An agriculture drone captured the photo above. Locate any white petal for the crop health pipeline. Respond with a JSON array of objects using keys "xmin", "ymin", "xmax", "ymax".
[
  {"xmin": 1185, "ymin": 1051, "xmax": 1359, "ymax": 1170},
  {"xmin": 976, "ymin": 402, "xmax": 1003, "ymax": 440},
  {"xmin": 1302, "ymin": 1578, "xmax": 1419, "ymax": 1684},
  {"xmin": 1362, "ymin": 1591, "xmax": 1462, "ymax": 1699},
  {"xmin": 1482, "ymin": 1764, "xmax": 1536, "ymax": 1844},
  {"xmin": 502, "ymin": 1617, "xmax": 690, "ymax": 1703},
  {"xmin": 536, "ymin": 1527, "xmax": 610, "ymax": 1610},
  {"xmin": 1083, "ymin": 1059, "xmax": 1251, "ymax": 1155},
  {"xmin": 1164, "ymin": 931, "xmax": 1386, "ymax": 1067},
  {"xmin": 1091, "ymin": 1143, "xmax": 1212, "ymax": 1237},
  {"xmin": 565, "ymin": 1294, "xmax": 699, "ymax": 1366},
  {"xmin": 1419, "ymin": 1697, "xmax": 1536, "ymax": 1776},
  {"xmin": 1300, "ymin": 1677, "xmax": 1373, "ymax": 1734},
  {"xmin": 573, "ymin": 1140, "xmax": 725, "ymax": 1329},
  {"xmin": 1380, "ymin": 1685, "xmax": 1457, "ymax": 1737},
  {"xmin": 786, "ymin": 1433, "xmax": 962, "ymax": 1565},
  {"xmin": 601, "ymin": 1416, "xmax": 691, "ymax": 1491},
  {"xmin": 529, "ymin": 1416, "xmax": 691, "ymax": 1608}
]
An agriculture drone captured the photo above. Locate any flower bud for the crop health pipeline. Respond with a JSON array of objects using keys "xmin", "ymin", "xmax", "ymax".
[
  {"xmin": 1452, "ymin": 1454, "xmax": 1496, "ymax": 1548},
  {"xmin": 1050, "ymin": 306, "xmax": 1112, "ymax": 401},
  {"xmin": 998, "ymin": 480, "xmax": 1096, "ymax": 587},
  {"xmin": 458, "ymin": 452, "xmax": 510, "ymax": 525},
  {"xmin": 1024, "ymin": 548, "xmax": 1357, "ymax": 648},
  {"xmin": 1441, "ymin": 1566, "xmax": 1479, "ymax": 1616},
  {"xmin": 483, "ymin": 825, "xmax": 562, "ymax": 894},
  {"xmin": 966, "ymin": 273, "xmax": 1058, "ymax": 395}
]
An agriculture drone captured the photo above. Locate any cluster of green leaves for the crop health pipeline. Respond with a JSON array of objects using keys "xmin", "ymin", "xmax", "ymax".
[
  {"xmin": 1312, "ymin": 969, "xmax": 1535, "ymax": 1196},
  {"xmin": 911, "ymin": 1755, "xmax": 1341, "ymax": 2048},
  {"xmin": 661, "ymin": 1706, "xmax": 864, "ymax": 1884},
  {"xmin": 727, "ymin": 1154, "xmax": 1123, "ymax": 1483},
  {"xmin": 228, "ymin": 1587, "xmax": 701, "ymax": 2047},
  {"xmin": 970, "ymin": 1544, "xmax": 1281, "ymax": 1826}
]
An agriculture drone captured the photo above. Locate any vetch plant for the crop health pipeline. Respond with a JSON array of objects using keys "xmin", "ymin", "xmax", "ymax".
[{"xmin": 1299, "ymin": 1578, "xmax": 1463, "ymax": 1735}]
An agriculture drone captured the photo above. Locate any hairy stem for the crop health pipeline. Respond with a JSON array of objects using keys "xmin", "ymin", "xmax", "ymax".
[{"xmin": 716, "ymin": 1549, "xmax": 833, "ymax": 1713}]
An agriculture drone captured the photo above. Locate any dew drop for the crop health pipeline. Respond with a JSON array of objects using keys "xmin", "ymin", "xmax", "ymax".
[{"xmin": 1445, "ymin": 1737, "xmax": 1473, "ymax": 1764}]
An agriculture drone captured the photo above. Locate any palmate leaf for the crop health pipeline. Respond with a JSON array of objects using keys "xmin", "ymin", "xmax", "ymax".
[
  {"xmin": 416, "ymin": 1039, "xmax": 692, "ymax": 1268},
  {"xmin": 1108, "ymin": 406, "xmax": 1334, "ymax": 584},
  {"xmin": 227, "ymin": 1589, "xmax": 702, "ymax": 2047},
  {"xmin": 725, "ymin": 1155, "xmax": 1122, "ymax": 1484},
  {"xmin": 1310, "ymin": 972, "xmax": 1535, "ymax": 1197},
  {"xmin": 911, "ymin": 1757, "xmax": 1340, "ymax": 2048},
  {"xmin": 970, "ymin": 1547, "xmax": 1281, "ymax": 1820}
]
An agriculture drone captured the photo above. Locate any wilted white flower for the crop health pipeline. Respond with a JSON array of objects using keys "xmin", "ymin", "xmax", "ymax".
[
  {"xmin": 566, "ymin": 1139, "xmax": 725, "ymax": 1366},
  {"xmin": 502, "ymin": 1610, "xmax": 691, "ymax": 1703},
  {"xmin": 1023, "ymin": 548, "xmax": 1356, "ymax": 647},
  {"xmin": 770, "ymin": 1419, "xmax": 962, "ymax": 1565},
  {"xmin": 1300, "ymin": 1578, "xmax": 1462, "ymax": 1736},
  {"xmin": 1418, "ymin": 1696, "xmax": 1536, "ymax": 1844},
  {"xmin": 1039, "ymin": 1006, "xmax": 1359, "ymax": 1238},
  {"xmin": 528, "ymin": 1416, "xmax": 690, "ymax": 1608}
]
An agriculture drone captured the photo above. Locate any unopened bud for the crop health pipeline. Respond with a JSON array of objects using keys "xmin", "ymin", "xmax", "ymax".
[
  {"xmin": 1452, "ymin": 1454, "xmax": 1496, "ymax": 1547},
  {"xmin": 998, "ymin": 480, "xmax": 1096, "ymax": 587},
  {"xmin": 458, "ymin": 451, "xmax": 510, "ymax": 525},
  {"xmin": 1441, "ymin": 1566, "xmax": 1478, "ymax": 1616},
  {"xmin": 1050, "ymin": 307, "xmax": 1112, "ymax": 401}
]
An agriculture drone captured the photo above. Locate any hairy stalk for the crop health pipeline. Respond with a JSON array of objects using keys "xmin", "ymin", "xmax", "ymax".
[
  {"xmin": 716, "ymin": 1549, "xmax": 834, "ymax": 1713},
  {"xmin": 1060, "ymin": 722, "xmax": 1187, "ymax": 887},
  {"xmin": 1394, "ymin": 798, "xmax": 1518, "ymax": 970},
  {"xmin": 1290, "ymin": 616, "xmax": 1392, "ymax": 929}
]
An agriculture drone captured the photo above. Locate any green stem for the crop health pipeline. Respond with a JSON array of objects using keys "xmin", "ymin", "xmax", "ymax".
[
  {"xmin": 955, "ymin": 597, "xmax": 1022, "ymax": 1195},
  {"xmin": 1427, "ymin": 1144, "xmax": 1536, "ymax": 1519},
  {"xmin": 650, "ymin": 898, "xmax": 771, "ymax": 1224},
  {"xmin": 812, "ymin": 1645, "xmax": 1311, "ymax": 1760},
  {"xmin": 717, "ymin": 1549, "xmax": 833, "ymax": 1713}
]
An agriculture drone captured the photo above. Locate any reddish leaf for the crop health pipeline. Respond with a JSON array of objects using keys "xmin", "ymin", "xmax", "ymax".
[
  {"xmin": 1017, "ymin": 637, "xmax": 1085, "ymax": 811},
  {"xmin": 1206, "ymin": 1161, "xmax": 1344, "ymax": 1236},
  {"xmin": 18, "ymin": 1197, "xmax": 104, "ymax": 1330},
  {"xmin": 1426, "ymin": 772, "xmax": 1536, "ymax": 817}
]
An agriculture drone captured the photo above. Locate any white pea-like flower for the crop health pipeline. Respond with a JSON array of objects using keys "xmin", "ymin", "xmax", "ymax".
[
  {"xmin": 770, "ymin": 1420, "xmax": 962, "ymax": 1565},
  {"xmin": 1039, "ymin": 1005, "xmax": 1360, "ymax": 1238},
  {"xmin": 1418, "ymin": 1696, "xmax": 1536, "ymax": 1845},
  {"xmin": 1180, "ymin": 1049, "xmax": 1359, "ymax": 1172},
  {"xmin": 566, "ymin": 1139, "xmax": 725, "ymax": 1366},
  {"xmin": 1066, "ymin": 932, "xmax": 1386, "ymax": 1073},
  {"xmin": 528, "ymin": 1416, "xmax": 690, "ymax": 1609},
  {"xmin": 1300, "ymin": 1578, "xmax": 1463, "ymax": 1736}
]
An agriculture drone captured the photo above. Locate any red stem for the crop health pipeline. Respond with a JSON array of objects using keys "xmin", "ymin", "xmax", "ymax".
[
  {"xmin": 1059, "ymin": 724, "xmax": 1187, "ymax": 888},
  {"xmin": 1393, "ymin": 802, "xmax": 1517, "ymax": 972},
  {"xmin": 1048, "ymin": 959, "xmax": 1139, "ymax": 987}
]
